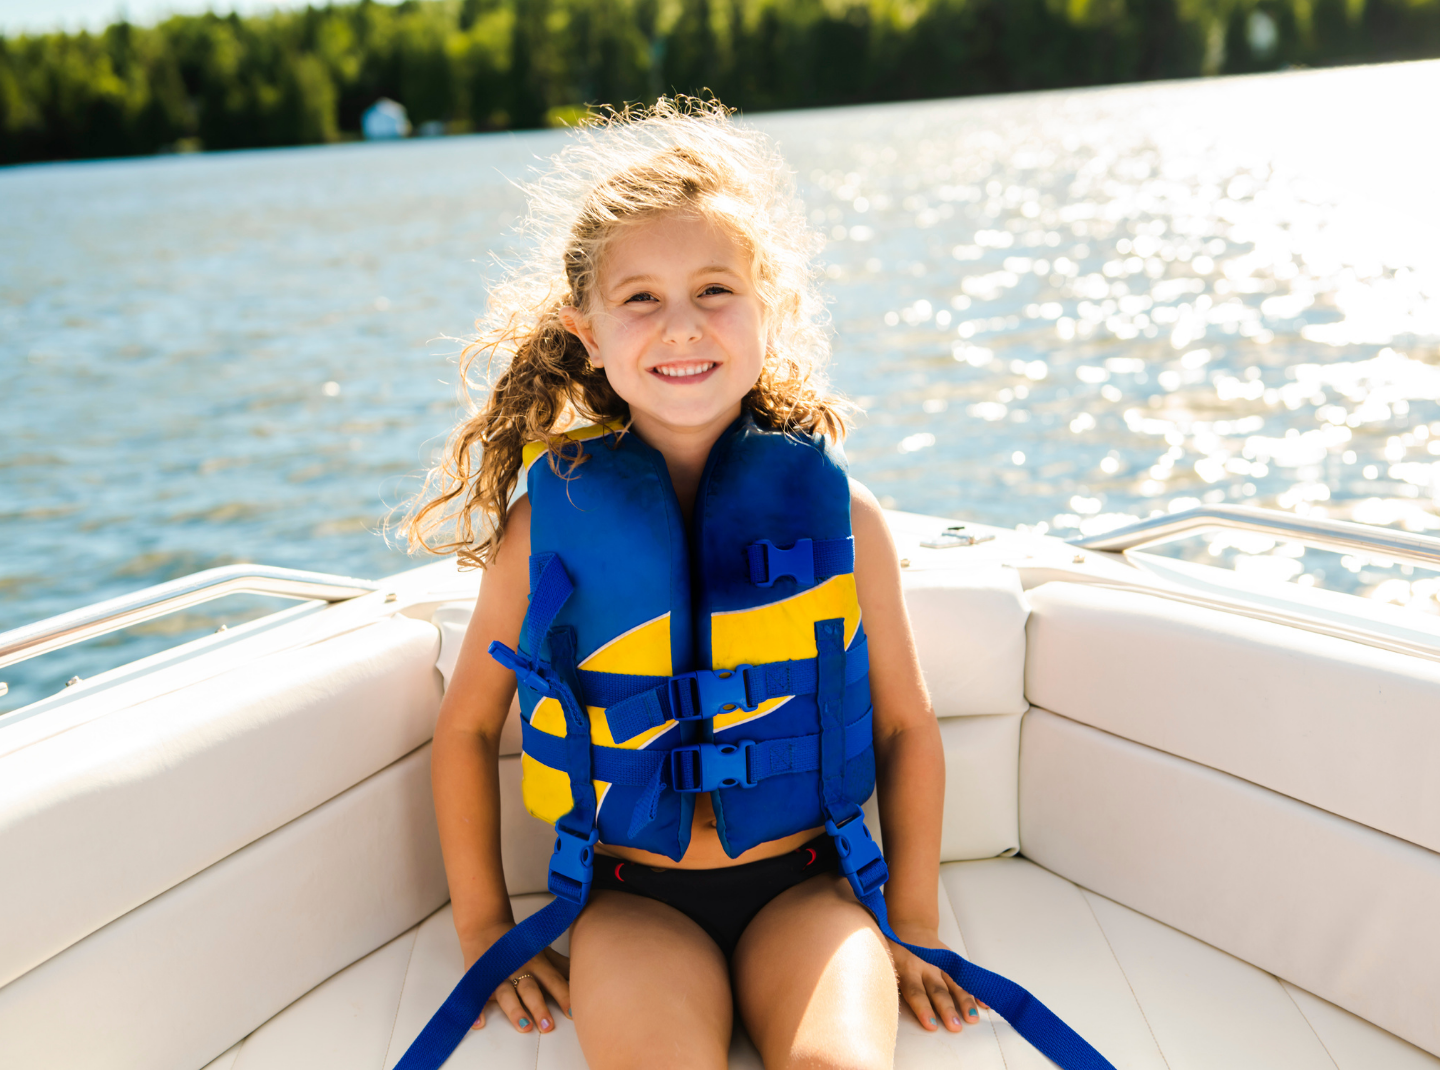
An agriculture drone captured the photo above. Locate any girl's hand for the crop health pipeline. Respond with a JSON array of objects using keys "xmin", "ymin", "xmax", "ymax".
[
  {"xmin": 887, "ymin": 925, "xmax": 989, "ymax": 1033},
  {"xmin": 464, "ymin": 925, "xmax": 572, "ymax": 1033}
]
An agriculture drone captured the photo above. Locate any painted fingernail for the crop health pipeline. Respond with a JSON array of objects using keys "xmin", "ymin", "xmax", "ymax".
[
  {"xmin": 565, "ymin": 1007, "xmax": 573, "ymax": 1018},
  {"xmin": 540, "ymin": 1018, "xmax": 551, "ymax": 1030},
  {"xmin": 929, "ymin": 1016, "xmax": 936, "ymax": 1025},
  {"xmin": 968, "ymin": 1007, "xmax": 979, "ymax": 1018},
  {"xmin": 952, "ymin": 1016, "xmax": 962, "ymax": 1026},
  {"xmin": 518, "ymin": 1017, "xmax": 530, "ymax": 1028}
]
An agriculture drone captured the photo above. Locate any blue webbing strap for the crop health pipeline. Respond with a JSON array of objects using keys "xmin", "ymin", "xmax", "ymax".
[
  {"xmin": 825, "ymin": 816, "xmax": 1117, "ymax": 1070},
  {"xmin": 392, "ymin": 896, "xmax": 582, "ymax": 1070},
  {"xmin": 521, "ymin": 553, "xmax": 574, "ymax": 657},
  {"xmin": 395, "ymin": 556, "xmax": 596, "ymax": 1070},
  {"xmin": 814, "ymin": 618, "xmax": 850, "ymax": 817},
  {"xmin": 601, "ymin": 634, "xmax": 871, "ymax": 744}
]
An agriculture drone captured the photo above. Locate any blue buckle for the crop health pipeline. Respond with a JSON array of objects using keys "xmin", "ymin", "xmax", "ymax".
[
  {"xmin": 826, "ymin": 815, "xmax": 889, "ymax": 897},
  {"xmin": 668, "ymin": 666, "xmax": 758, "ymax": 720},
  {"xmin": 753, "ymin": 539, "xmax": 815, "ymax": 588},
  {"xmin": 668, "ymin": 740, "xmax": 757, "ymax": 792},
  {"xmin": 547, "ymin": 825, "xmax": 600, "ymax": 903},
  {"xmin": 488, "ymin": 641, "xmax": 552, "ymax": 697}
]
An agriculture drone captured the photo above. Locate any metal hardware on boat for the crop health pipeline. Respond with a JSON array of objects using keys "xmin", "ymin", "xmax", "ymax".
[
  {"xmin": 920, "ymin": 524, "xmax": 997, "ymax": 549},
  {"xmin": 900, "ymin": 558, "xmax": 911, "ymax": 568},
  {"xmin": 1073, "ymin": 554, "xmax": 1086, "ymax": 564},
  {"xmin": 0, "ymin": 565, "xmax": 381, "ymax": 672},
  {"xmin": 216, "ymin": 624, "xmax": 228, "ymax": 633},
  {"xmin": 66, "ymin": 676, "xmax": 82, "ymax": 687},
  {"xmin": 384, "ymin": 592, "xmax": 397, "ymax": 603},
  {"xmin": 0, "ymin": 682, "xmax": 7, "ymax": 697},
  {"xmin": 1069, "ymin": 504, "xmax": 1440, "ymax": 570}
]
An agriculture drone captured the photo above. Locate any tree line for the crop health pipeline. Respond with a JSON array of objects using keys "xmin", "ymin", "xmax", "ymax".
[{"xmin": 3, "ymin": 0, "xmax": 1438, "ymax": 165}]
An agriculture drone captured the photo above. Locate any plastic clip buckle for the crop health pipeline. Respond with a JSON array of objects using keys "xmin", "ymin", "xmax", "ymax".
[
  {"xmin": 668, "ymin": 666, "xmax": 757, "ymax": 720},
  {"xmin": 547, "ymin": 825, "xmax": 600, "ymax": 903},
  {"xmin": 669, "ymin": 740, "xmax": 758, "ymax": 792},
  {"xmin": 825, "ymin": 815, "xmax": 889, "ymax": 898},
  {"xmin": 488, "ymin": 640, "xmax": 552, "ymax": 697},
  {"xmin": 753, "ymin": 539, "xmax": 816, "ymax": 588}
]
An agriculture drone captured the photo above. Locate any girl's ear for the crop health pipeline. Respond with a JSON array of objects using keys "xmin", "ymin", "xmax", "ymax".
[{"xmin": 559, "ymin": 305, "xmax": 603, "ymax": 367}]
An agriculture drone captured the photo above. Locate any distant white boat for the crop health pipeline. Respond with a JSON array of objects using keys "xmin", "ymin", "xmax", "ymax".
[
  {"xmin": 363, "ymin": 98, "xmax": 411, "ymax": 140},
  {"xmin": 1, "ymin": 505, "xmax": 1438, "ymax": 1069}
]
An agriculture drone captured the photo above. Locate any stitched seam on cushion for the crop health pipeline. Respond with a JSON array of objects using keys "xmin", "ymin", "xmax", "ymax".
[
  {"xmin": 382, "ymin": 923, "xmax": 426, "ymax": 1069},
  {"xmin": 1279, "ymin": 981, "xmax": 1342, "ymax": 1070},
  {"xmin": 940, "ymin": 872, "xmax": 1008, "ymax": 1070},
  {"xmin": 1078, "ymin": 890, "xmax": 1173, "ymax": 1070}
]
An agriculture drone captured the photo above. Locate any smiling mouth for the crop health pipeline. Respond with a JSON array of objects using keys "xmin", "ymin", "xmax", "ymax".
[{"xmin": 650, "ymin": 361, "xmax": 717, "ymax": 380}]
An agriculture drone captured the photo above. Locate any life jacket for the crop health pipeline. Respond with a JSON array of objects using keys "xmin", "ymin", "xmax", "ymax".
[
  {"xmin": 396, "ymin": 412, "xmax": 1117, "ymax": 1070},
  {"xmin": 500, "ymin": 410, "xmax": 874, "ymax": 862}
]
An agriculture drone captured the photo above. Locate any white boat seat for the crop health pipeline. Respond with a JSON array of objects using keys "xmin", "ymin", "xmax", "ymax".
[{"xmin": 198, "ymin": 857, "xmax": 1438, "ymax": 1070}]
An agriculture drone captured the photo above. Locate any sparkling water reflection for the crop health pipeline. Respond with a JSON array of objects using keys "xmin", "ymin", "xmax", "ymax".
[{"xmin": 4, "ymin": 60, "xmax": 1440, "ymax": 711}]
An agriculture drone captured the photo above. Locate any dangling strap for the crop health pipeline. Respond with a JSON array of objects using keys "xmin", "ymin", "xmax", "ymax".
[
  {"xmin": 811, "ymin": 619, "xmax": 1115, "ymax": 1069},
  {"xmin": 395, "ymin": 555, "xmax": 597, "ymax": 1070},
  {"xmin": 825, "ymin": 815, "xmax": 1117, "ymax": 1070}
]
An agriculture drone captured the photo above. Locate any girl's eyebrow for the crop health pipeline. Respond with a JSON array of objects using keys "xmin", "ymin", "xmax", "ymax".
[{"xmin": 609, "ymin": 272, "xmax": 656, "ymax": 290}]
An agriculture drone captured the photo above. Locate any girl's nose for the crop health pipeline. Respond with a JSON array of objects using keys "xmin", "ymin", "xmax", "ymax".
[{"xmin": 660, "ymin": 306, "xmax": 704, "ymax": 345}]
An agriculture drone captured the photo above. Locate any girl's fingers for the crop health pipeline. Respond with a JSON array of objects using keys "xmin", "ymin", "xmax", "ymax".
[
  {"xmin": 946, "ymin": 976, "xmax": 982, "ymax": 1028},
  {"xmin": 927, "ymin": 976, "xmax": 963, "ymax": 1032},
  {"xmin": 492, "ymin": 982, "xmax": 532, "ymax": 1032},
  {"xmin": 535, "ymin": 960, "xmax": 572, "ymax": 1019},
  {"xmin": 515, "ymin": 975, "xmax": 554, "ymax": 1032},
  {"xmin": 471, "ymin": 1005, "xmax": 486, "ymax": 1031},
  {"xmin": 899, "ymin": 973, "xmax": 940, "ymax": 1031}
]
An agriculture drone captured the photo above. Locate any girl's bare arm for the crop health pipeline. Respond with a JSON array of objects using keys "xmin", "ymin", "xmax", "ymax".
[
  {"xmin": 851, "ymin": 481, "xmax": 982, "ymax": 1032},
  {"xmin": 431, "ymin": 497, "xmax": 568, "ymax": 1031}
]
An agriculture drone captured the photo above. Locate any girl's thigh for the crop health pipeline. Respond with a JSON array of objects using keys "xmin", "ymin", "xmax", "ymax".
[
  {"xmin": 732, "ymin": 874, "xmax": 898, "ymax": 1070},
  {"xmin": 569, "ymin": 888, "xmax": 732, "ymax": 1070}
]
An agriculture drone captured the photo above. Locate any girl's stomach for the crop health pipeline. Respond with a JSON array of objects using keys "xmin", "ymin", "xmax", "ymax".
[{"xmin": 595, "ymin": 793, "xmax": 824, "ymax": 869}]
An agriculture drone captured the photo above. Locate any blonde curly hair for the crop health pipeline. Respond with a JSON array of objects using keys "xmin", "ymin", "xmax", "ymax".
[{"xmin": 403, "ymin": 96, "xmax": 850, "ymax": 569}]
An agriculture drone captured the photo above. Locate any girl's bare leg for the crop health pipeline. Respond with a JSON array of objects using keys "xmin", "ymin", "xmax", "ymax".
[
  {"xmin": 732, "ymin": 875, "xmax": 898, "ymax": 1070},
  {"xmin": 569, "ymin": 889, "xmax": 732, "ymax": 1070}
]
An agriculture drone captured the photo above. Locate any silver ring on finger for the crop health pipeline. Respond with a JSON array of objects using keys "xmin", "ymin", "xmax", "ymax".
[{"xmin": 509, "ymin": 973, "xmax": 535, "ymax": 989}]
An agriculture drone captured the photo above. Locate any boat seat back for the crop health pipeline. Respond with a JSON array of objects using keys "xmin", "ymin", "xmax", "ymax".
[{"xmin": 1022, "ymin": 580, "xmax": 1440, "ymax": 1057}]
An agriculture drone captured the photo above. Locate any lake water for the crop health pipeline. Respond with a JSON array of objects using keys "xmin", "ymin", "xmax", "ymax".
[{"xmin": 4, "ymin": 60, "xmax": 1440, "ymax": 712}]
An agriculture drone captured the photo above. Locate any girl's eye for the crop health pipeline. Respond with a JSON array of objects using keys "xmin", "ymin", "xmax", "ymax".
[
  {"xmin": 700, "ymin": 284, "xmax": 731, "ymax": 297},
  {"xmin": 624, "ymin": 291, "xmax": 657, "ymax": 304}
]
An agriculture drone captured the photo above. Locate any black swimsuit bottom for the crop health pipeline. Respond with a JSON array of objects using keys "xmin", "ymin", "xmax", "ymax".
[{"xmin": 591, "ymin": 834, "xmax": 838, "ymax": 957}]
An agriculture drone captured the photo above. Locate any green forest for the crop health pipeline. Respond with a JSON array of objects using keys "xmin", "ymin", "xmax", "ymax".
[{"xmin": 3, "ymin": 0, "xmax": 1439, "ymax": 164}]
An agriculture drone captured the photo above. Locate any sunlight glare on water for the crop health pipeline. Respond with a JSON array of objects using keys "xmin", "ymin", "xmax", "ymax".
[{"xmin": 3, "ymin": 60, "xmax": 1440, "ymax": 710}]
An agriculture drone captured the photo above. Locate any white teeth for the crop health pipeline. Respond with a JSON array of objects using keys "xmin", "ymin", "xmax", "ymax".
[{"xmin": 654, "ymin": 362, "xmax": 715, "ymax": 378}]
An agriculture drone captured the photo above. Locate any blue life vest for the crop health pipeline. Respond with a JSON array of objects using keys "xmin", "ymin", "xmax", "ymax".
[
  {"xmin": 509, "ymin": 411, "xmax": 873, "ymax": 861},
  {"xmin": 396, "ymin": 413, "xmax": 1117, "ymax": 1070}
]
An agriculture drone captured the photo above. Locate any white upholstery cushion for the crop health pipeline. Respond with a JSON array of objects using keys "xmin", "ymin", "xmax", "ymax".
[
  {"xmin": 1019, "ymin": 708, "xmax": 1440, "ymax": 1057},
  {"xmin": 902, "ymin": 566, "xmax": 1030, "ymax": 716},
  {"xmin": 0, "ymin": 745, "xmax": 448, "ymax": 1070},
  {"xmin": 0, "ymin": 616, "xmax": 443, "ymax": 989},
  {"xmin": 1025, "ymin": 580, "xmax": 1440, "ymax": 853},
  {"xmin": 936, "ymin": 713, "xmax": 1020, "ymax": 862},
  {"xmin": 201, "ymin": 857, "xmax": 1438, "ymax": 1070}
]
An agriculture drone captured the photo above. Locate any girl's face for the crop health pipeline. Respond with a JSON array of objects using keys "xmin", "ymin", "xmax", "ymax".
[{"xmin": 562, "ymin": 211, "xmax": 767, "ymax": 442}]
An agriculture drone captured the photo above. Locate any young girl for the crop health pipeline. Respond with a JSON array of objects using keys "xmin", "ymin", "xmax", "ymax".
[{"xmin": 406, "ymin": 99, "xmax": 983, "ymax": 1070}]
